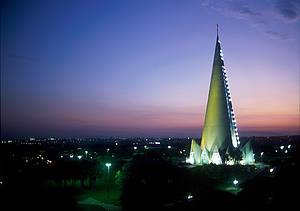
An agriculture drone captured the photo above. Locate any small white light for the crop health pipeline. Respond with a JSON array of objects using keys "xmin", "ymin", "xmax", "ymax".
[
  {"xmin": 270, "ymin": 168, "xmax": 274, "ymax": 173},
  {"xmin": 288, "ymin": 145, "xmax": 291, "ymax": 149},
  {"xmin": 70, "ymin": 155, "xmax": 74, "ymax": 158},
  {"xmin": 280, "ymin": 146, "xmax": 284, "ymax": 150},
  {"xmin": 134, "ymin": 146, "xmax": 137, "ymax": 150},
  {"xmin": 233, "ymin": 179, "xmax": 239, "ymax": 185},
  {"xmin": 187, "ymin": 194, "xmax": 193, "ymax": 200},
  {"xmin": 260, "ymin": 152, "xmax": 264, "ymax": 156},
  {"xmin": 285, "ymin": 150, "xmax": 288, "ymax": 154},
  {"xmin": 77, "ymin": 155, "xmax": 82, "ymax": 159},
  {"xmin": 105, "ymin": 163, "xmax": 111, "ymax": 167},
  {"xmin": 115, "ymin": 143, "xmax": 118, "ymax": 146},
  {"xmin": 168, "ymin": 145, "xmax": 171, "ymax": 149}
]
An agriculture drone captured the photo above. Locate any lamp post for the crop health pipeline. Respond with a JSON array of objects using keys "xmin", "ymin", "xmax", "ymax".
[
  {"xmin": 105, "ymin": 163, "xmax": 111, "ymax": 200},
  {"xmin": 105, "ymin": 163, "xmax": 111, "ymax": 177}
]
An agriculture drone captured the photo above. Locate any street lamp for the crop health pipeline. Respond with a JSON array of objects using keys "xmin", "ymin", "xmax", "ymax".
[
  {"xmin": 105, "ymin": 163, "xmax": 112, "ymax": 200},
  {"xmin": 105, "ymin": 163, "xmax": 111, "ymax": 177},
  {"xmin": 233, "ymin": 179, "xmax": 239, "ymax": 185}
]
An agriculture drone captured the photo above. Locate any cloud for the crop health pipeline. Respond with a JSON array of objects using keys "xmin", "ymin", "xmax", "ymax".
[
  {"xmin": 275, "ymin": 0, "xmax": 300, "ymax": 22},
  {"xmin": 199, "ymin": 0, "xmax": 295, "ymax": 40},
  {"xmin": 264, "ymin": 30, "xmax": 288, "ymax": 40},
  {"xmin": 228, "ymin": 4, "xmax": 261, "ymax": 20},
  {"xmin": 200, "ymin": 0, "xmax": 261, "ymax": 20}
]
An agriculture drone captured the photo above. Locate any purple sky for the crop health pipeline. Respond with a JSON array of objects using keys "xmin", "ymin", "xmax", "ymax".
[{"xmin": 1, "ymin": 0, "xmax": 299, "ymax": 138}]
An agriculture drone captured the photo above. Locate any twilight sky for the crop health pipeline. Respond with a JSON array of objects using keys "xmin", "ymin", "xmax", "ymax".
[{"xmin": 1, "ymin": 0, "xmax": 299, "ymax": 138}]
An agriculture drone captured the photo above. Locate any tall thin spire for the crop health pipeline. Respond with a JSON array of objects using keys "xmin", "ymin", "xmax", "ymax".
[
  {"xmin": 187, "ymin": 27, "xmax": 251, "ymax": 166},
  {"xmin": 199, "ymin": 26, "xmax": 240, "ymax": 164}
]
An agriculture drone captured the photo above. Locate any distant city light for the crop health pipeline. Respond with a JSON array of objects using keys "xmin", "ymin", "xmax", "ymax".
[
  {"xmin": 46, "ymin": 160, "xmax": 52, "ymax": 164},
  {"xmin": 288, "ymin": 145, "xmax": 291, "ymax": 149},
  {"xmin": 155, "ymin": 142, "xmax": 160, "ymax": 145},
  {"xmin": 270, "ymin": 168, "xmax": 274, "ymax": 173},
  {"xmin": 280, "ymin": 146, "xmax": 284, "ymax": 150},
  {"xmin": 275, "ymin": 150, "xmax": 278, "ymax": 153},
  {"xmin": 260, "ymin": 152, "xmax": 264, "ymax": 156},
  {"xmin": 233, "ymin": 179, "xmax": 239, "ymax": 185},
  {"xmin": 133, "ymin": 146, "xmax": 137, "ymax": 150},
  {"xmin": 105, "ymin": 163, "xmax": 112, "ymax": 167},
  {"xmin": 168, "ymin": 145, "xmax": 171, "ymax": 149},
  {"xmin": 70, "ymin": 155, "xmax": 74, "ymax": 158},
  {"xmin": 285, "ymin": 150, "xmax": 288, "ymax": 154},
  {"xmin": 77, "ymin": 155, "xmax": 82, "ymax": 159},
  {"xmin": 85, "ymin": 150, "xmax": 88, "ymax": 155},
  {"xmin": 168, "ymin": 137, "xmax": 171, "ymax": 141},
  {"xmin": 106, "ymin": 148, "xmax": 110, "ymax": 152},
  {"xmin": 115, "ymin": 143, "xmax": 118, "ymax": 146},
  {"xmin": 60, "ymin": 155, "xmax": 63, "ymax": 158},
  {"xmin": 187, "ymin": 193, "xmax": 193, "ymax": 200}
]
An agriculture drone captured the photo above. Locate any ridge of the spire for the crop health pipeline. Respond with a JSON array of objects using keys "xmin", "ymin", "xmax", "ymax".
[{"xmin": 217, "ymin": 24, "xmax": 219, "ymax": 37}]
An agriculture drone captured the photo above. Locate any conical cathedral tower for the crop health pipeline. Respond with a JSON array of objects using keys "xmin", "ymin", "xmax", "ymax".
[{"xmin": 188, "ymin": 26, "xmax": 240, "ymax": 165}]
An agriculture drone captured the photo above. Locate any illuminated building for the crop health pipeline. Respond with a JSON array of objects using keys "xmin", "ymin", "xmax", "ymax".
[{"xmin": 188, "ymin": 26, "xmax": 249, "ymax": 165}]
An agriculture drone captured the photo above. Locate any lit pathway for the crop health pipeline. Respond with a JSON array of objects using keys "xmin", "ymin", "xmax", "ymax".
[{"xmin": 78, "ymin": 197, "xmax": 121, "ymax": 211}]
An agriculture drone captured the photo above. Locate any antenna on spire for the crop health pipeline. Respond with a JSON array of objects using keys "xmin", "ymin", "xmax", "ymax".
[{"xmin": 216, "ymin": 24, "xmax": 219, "ymax": 36}]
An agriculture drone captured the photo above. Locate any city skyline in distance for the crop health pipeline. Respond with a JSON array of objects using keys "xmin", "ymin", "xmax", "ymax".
[{"xmin": 1, "ymin": 0, "xmax": 299, "ymax": 138}]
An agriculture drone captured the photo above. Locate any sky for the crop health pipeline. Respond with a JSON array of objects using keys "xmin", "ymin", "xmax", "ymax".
[{"xmin": 1, "ymin": 0, "xmax": 299, "ymax": 138}]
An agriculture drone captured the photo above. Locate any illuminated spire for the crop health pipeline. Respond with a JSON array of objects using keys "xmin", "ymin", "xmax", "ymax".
[{"xmin": 199, "ymin": 26, "xmax": 239, "ymax": 164}]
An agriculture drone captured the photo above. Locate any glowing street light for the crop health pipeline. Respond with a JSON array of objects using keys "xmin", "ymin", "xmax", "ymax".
[
  {"xmin": 105, "ymin": 163, "xmax": 112, "ymax": 200},
  {"xmin": 105, "ymin": 163, "xmax": 112, "ymax": 176},
  {"xmin": 233, "ymin": 179, "xmax": 239, "ymax": 185},
  {"xmin": 270, "ymin": 168, "xmax": 274, "ymax": 173}
]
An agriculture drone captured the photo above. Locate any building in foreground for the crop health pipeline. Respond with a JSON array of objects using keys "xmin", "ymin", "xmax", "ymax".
[{"xmin": 188, "ymin": 27, "xmax": 254, "ymax": 165}]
